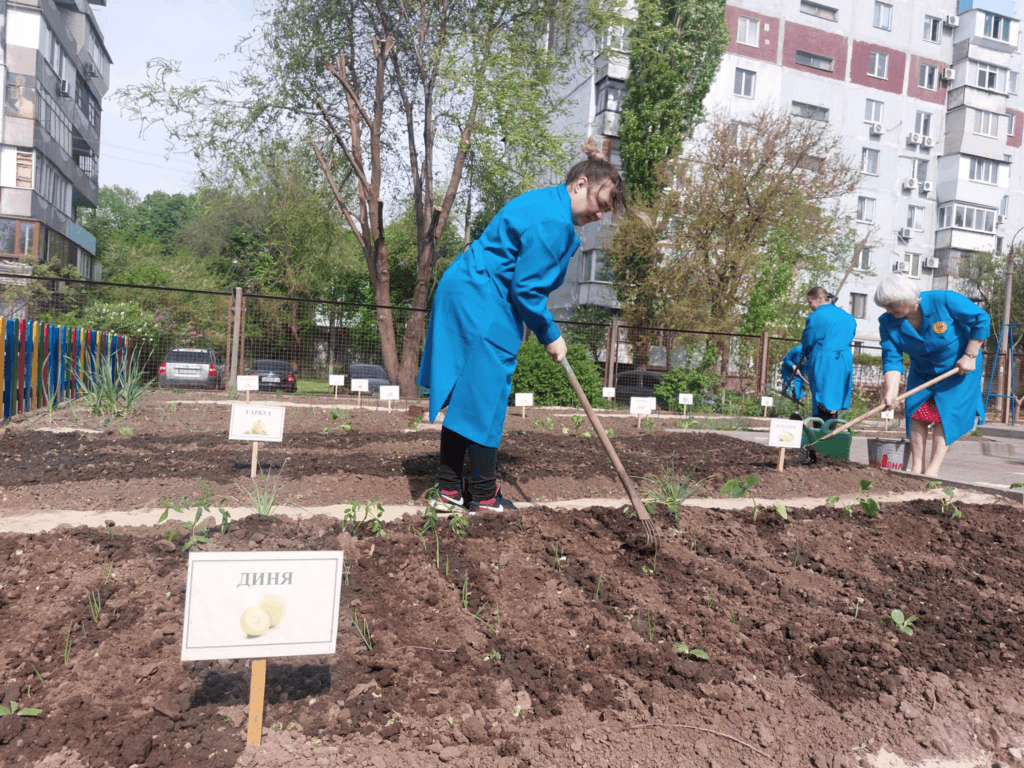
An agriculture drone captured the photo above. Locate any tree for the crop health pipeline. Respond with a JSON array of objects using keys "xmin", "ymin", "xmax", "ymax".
[
  {"xmin": 619, "ymin": 0, "xmax": 729, "ymax": 205},
  {"xmin": 609, "ymin": 107, "xmax": 861, "ymax": 342},
  {"xmin": 118, "ymin": 0, "xmax": 614, "ymax": 396}
]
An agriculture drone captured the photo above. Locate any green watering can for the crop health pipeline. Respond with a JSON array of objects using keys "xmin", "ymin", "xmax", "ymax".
[{"xmin": 801, "ymin": 418, "xmax": 852, "ymax": 461}]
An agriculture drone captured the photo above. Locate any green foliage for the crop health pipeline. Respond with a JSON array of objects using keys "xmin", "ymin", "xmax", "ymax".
[
  {"xmin": 827, "ymin": 479, "xmax": 880, "ymax": 519},
  {"xmin": 672, "ymin": 643, "xmax": 709, "ymax": 661},
  {"xmin": 0, "ymin": 701, "xmax": 42, "ymax": 718},
  {"xmin": 511, "ymin": 340, "xmax": 603, "ymax": 407},
  {"xmin": 655, "ymin": 366, "xmax": 721, "ymax": 412},
  {"xmin": 721, "ymin": 475, "xmax": 788, "ymax": 522},
  {"xmin": 926, "ymin": 481, "xmax": 962, "ymax": 519},
  {"xmin": 159, "ymin": 482, "xmax": 230, "ymax": 551},
  {"xmin": 72, "ymin": 348, "xmax": 154, "ymax": 418},
  {"xmin": 884, "ymin": 608, "xmax": 918, "ymax": 636},
  {"xmin": 644, "ymin": 470, "xmax": 699, "ymax": 528}
]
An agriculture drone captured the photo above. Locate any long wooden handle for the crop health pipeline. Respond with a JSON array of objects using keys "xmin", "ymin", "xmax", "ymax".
[
  {"xmin": 561, "ymin": 359, "xmax": 652, "ymax": 522},
  {"xmin": 814, "ymin": 367, "xmax": 961, "ymax": 443}
]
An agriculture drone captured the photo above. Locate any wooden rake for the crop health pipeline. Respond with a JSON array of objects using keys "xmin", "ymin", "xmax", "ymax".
[
  {"xmin": 560, "ymin": 358, "xmax": 658, "ymax": 549},
  {"xmin": 807, "ymin": 367, "xmax": 960, "ymax": 446}
]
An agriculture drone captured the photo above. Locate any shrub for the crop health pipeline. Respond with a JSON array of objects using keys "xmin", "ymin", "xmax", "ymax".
[
  {"xmin": 511, "ymin": 338, "xmax": 605, "ymax": 407},
  {"xmin": 655, "ymin": 366, "xmax": 722, "ymax": 412}
]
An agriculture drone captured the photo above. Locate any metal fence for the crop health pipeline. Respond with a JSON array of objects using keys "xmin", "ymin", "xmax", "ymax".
[{"xmin": 0, "ymin": 273, "xmax": 1013, "ymax": 414}]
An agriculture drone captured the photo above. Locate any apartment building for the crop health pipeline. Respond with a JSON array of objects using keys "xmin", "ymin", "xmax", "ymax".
[
  {"xmin": 551, "ymin": 0, "xmax": 1021, "ymax": 349},
  {"xmin": 0, "ymin": 0, "xmax": 110, "ymax": 298}
]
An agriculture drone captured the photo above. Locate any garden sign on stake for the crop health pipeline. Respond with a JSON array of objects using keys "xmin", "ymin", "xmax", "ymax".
[
  {"xmin": 630, "ymin": 396, "xmax": 654, "ymax": 429},
  {"xmin": 236, "ymin": 375, "xmax": 258, "ymax": 403},
  {"xmin": 181, "ymin": 551, "xmax": 345, "ymax": 747},
  {"xmin": 351, "ymin": 378, "xmax": 368, "ymax": 407},
  {"xmin": 229, "ymin": 404, "xmax": 285, "ymax": 478},
  {"xmin": 380, "ymin": 385, "xmax": 400, "ymax": 412},
  {"xmin": 515, "ymin": 392, "xmax": 533, "ymax": 418},
  {"xmin": 768, "ymin": 418, "xmax": 803, "ymax": 472},
  {"xmin": 678, "ymin": 392, "xmax": 693, "ymax": 419},
  {"xmin": 761, "ymin": 395, "xmax": 774, "ymax": 418},
  {"xmin": 329, "ymin": 374, "xmax": 346, "ymax": 399}
]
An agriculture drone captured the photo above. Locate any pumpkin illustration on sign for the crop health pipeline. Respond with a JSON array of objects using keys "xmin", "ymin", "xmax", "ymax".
[{"xmin": 932, "ymin": 321, "xmax": 948, "ymax": 334}]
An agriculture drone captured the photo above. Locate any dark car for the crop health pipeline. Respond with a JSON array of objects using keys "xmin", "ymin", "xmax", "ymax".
[
  {"xmin": 248, "ymin": 359, "xmax": 297, "ymax": 392},
  {"xmin": 348, "ymin": 363, "xmax": 391, "ymax": 394},
  {"xmin": 614, "ymin": 370, "xmax": 668, "ymax": 410},
  {"xmin": 158, "ymin": 348, "xmax": 223, "ymax": 389}
]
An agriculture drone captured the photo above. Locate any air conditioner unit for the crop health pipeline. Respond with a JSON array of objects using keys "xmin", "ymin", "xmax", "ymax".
[
  {"xmin": 903, "ymin": 177, "xmax": 918, "ymax": 190},
  {"xmin": 945, "ymin": 15, "xmax": 959, "ymax": 28},
  {"xmin": 84, "ymin": 63, "xmax": 97, "ymax": 78},
  {"xmin": 997, "ymin": 214, "xmax": 1005, "ymax": 224},
  {"xmin": 909, "ymin": 132, "xmax": 921, "ymax": 145},
  {"xmin": 942, "ymin": 67, "xmax": 956, "ymax": 80},
  {"xmin": 896, "ymin": 261, "xmax": 911, "ymax": 273},
  {"xmin": 871, "ymin": 122, "xmax": 884, "ymax": 135},
  {"xmin": 925, "ymin": 257, "xmax": 940, "ymax": 269},
  {"xmin": 898, "ymin": 227, "xmax": 913, "ymax": 239},
  {"xmin": 58, "ymin": 79, "xmax": 70, "ymax": 97},
  {"xmin": 923, "ymin": 136, "xmax": 935, "ymax": 147},
  {"xmin": 921, "ymin": 181, "xmax": 934, "ymax": 193}
]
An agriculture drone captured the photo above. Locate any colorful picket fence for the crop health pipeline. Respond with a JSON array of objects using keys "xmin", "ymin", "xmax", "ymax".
[{"xmin": 0, "ymin": 317, "xmax": 130, "ymax": 421}]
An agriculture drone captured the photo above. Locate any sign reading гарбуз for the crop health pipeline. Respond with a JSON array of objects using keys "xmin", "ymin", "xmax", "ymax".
[{"xmin": 181, "ymin": 551, "xmax": 345, "ymax": 661}]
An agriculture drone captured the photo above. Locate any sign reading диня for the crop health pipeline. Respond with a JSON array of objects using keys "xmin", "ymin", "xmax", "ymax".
[
  {"xmin": 229, "ymin": 404, "xmax": 285, "ymax": 442},
  {"xmin": 181, "ymin": 551, "xmax": 345, "ymax": 661}
]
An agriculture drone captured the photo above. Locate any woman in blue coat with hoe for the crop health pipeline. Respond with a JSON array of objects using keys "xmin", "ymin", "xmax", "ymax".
[
  {"xmin": 874, "ymin": 273, "xmax": 990, "ymax": 476},
  {"xmin": 419, "ymin": 140, "xmax": 626, "ymax": 512}
]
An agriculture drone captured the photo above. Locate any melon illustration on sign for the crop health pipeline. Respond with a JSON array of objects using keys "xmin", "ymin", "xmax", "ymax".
[
  {"xmin": 240, "ymin": 595, "xmax": 287, "ymax": 638},
  {"xmin": 244, "ymin": 421, "xmax": 268, "ymax": 436}
]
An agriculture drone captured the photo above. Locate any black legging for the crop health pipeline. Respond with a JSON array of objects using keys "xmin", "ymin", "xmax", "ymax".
[{"xmin": 438, "ymin": 426, "xmax": 498, "ymax": 501}]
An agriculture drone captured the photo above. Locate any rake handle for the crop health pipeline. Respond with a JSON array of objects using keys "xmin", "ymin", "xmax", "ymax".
[
  {"xmin": 812, "ymin": 367, "xmax": 960, "ymax": 443},
  {"xmin": 560, "ymin": 358, "xmax": 652, "ymax": 523}
]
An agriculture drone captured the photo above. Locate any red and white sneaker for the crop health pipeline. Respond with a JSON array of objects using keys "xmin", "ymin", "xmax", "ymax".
[{"xmin": 429, "ymin": 489, "xmax": 464, "ymax": 511}]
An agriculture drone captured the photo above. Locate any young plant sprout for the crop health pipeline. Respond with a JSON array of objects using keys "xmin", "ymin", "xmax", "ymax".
[
  {"xmin": 883, "ymin": 608, "xmax": 918, "ymax": 636},
  {"xmin": 926, "ymin": 481, "xmax": 962, "ymax": 519},
  {"xmin": 826, "ymin": 479, "xmax": 880, "ymax": 519},
  {"xmin": 672, "ymin": 642, "xmax": 709, "ymax": 661},
  {"xmin": 721, "ymin": 475, "xmax": 788, "ymax": 522}
]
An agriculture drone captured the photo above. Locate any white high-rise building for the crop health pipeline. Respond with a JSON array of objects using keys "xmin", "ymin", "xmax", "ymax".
[{"xmin": 551, "ymin": 0, "xmax": 1021, "ymax": 350}]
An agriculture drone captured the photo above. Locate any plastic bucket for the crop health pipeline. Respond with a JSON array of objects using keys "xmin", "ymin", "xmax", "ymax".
[{"xmin": 867, "ymin": 438, "xmax": 910, "ymax": 471}]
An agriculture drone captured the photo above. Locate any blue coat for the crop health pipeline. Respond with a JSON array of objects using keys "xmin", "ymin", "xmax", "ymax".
[
  {"xmin": 418, "ymin": 185, "xmax": 579, "ymax": 446},
  {"xmin": 800, "ymin": 303, "xmax": 856, "ymax": 415},
  {"xmin": 780, "ymin": 345, "xmax": 805, "ymax": 401},
  {"xmin": 879, "ymin": 290, "xmax": 990, "ymax": 444}
]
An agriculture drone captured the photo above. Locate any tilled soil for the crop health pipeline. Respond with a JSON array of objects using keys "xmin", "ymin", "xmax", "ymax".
[{"xmin": 0, "ymin": 393, "xmax": 1022, "ymax": 768}]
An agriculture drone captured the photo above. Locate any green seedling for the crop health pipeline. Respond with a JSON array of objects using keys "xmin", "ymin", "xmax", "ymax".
[
  {"xmin": 237, "ymin": 460, "xmax": 293, "ymax": 517},
  {"xmin": 159, "ymin": 482, "xmax": 230, "ymax": 550},
  {"xmin": 407, "ymin": 415, "xmax": 423, "ymax": 430},
  {"xmin": 449, "ymin": 512, "xmax": 469, "ymax": 537},
  {"xmin": 352, "ymin": 609, "xmax": 373, "ymax": 650},
  {"xmin": 604, "ymin": 428, "xmax": 615, "ymax": 438},
  {"xmin": 721, "ymin": 475, "xmax": 788, "ymax": 522},
  {"xmin": 341, "ymin": 501, "xmax": 387, "ymax": 537},
  {"xmin": 883, "ymin": 608, "xmax": 918, "ymax": 635},
  {"xmin": 646, "ymin": 609, "xmax": 656, "ymax": 640},
  {"xmin": 461, "ymin": 575, "xmax": 501, "ymax": 635},
  {"xmin": 594, "ymin": 574, "xmax": 603, "ymax": 601},
  {"xmin": 926, "ymin": 481, "xmax": 961, "ymax": 519},
  {"xmin": 672, "ymin": 642, "xmax": 709, "ymax": 661},
  {"xmin": 548, "ymin": 544, "xmax": 566, "ymax": 571},
  {"xmin": 532, "ymin": 417, "xmax": 555, "ymax": 431},
  {"xmin": 87, "ymin": 589, "xmax": 102, "ymax": 624},
  {"xmin": 0, "ymin": 701, "xmax": 42, "ymax": 718},
  {"xmin": 729, "ymin": 608, "xmax": 738, "ymax": 624},
  {"xmin": 116, "ymin": 426, "xmax": 133, "ymax": 436},
  {"xmin": 328, "ymin": 409, "xmax": 353, "ymax": 432},
  {"xmin": 641, "ymin": 417, "xmax": 656, "ymax": 434},
  {"xmin": 645, "ymin": 469, "xmax": 699, "ymax": 528},
  {"xmin": 827, "ymin": 479, "xmax": 881, "ymax": 518},
  {"xmin": 485, "ymin": 650, "xmax": 502, "ymax": 661},
  {"xmin": 641, "ymin": 553, "xmax": 657, "ymax": 575},
  {"xmin": 705, "ymin": 587, "xmax": 717, "ymax": 609}
]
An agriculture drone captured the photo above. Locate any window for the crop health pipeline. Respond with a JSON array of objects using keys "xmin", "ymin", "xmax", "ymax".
[
  {"xmin": 734, "ymin": 68, "xmax": 756, "ymax": 98},
  {"xmin": 984, "ymin": 12, "xmax": 1011, "ymax": 42},
  {"xmin": 37, "ymin": 90, "xmax": 72, "ymax": 155},
  {"xmin": 602, "ymin": 24, "xmax": 630, "ymax": 53},
  {"xmin": 34, "ymin": 157, "xmax": 71, "ymax": 214},
  {"xmin": 864, "ymin": 99, "xmax": 883, "ymax": 123},
  {"xmin": 1010, "ymin": 72, "xmax": 1019, "ymax": 95},
  {"xmin": 969, "ymin": 157, "xmax": 999, "ymax": 184},
  {"xmin": 1010, "ymin": 114, "xmax": 1017, "ymax": 136},
  {"xmin": 919, "ymin": 64, "xmax": 937, "ymax": 90},
  {"xmin": 857, "ymin": 196, "xmax": 876, "ymax": 223},
  {"xmin": 904, "ymin": 254, "xmax": 921, "ymax": 278},
  {"xmin": 868, "ymin": 51, "xmax": 888, "ymax": 79},
  {"xmin": 737, "ymin": 16, "xmax": 759, "ymax": 47},
  {"xmin": 792, "ymin": 101, "xmax": 829, "ymax": 122},
  {"xmin": 907, "ymin": 206, "xmax": 925, "ymax": 231},
  {"xmin": 851, "ymin": 293, "xmax": 867, "ymax": 319},
  {"xmin": 581, "ymin": 250, "xmax": 612, "ymax": 283},
  {"xmin": 855, "ymin": 247, "xmax": 872, "ymax": 271},
  {"xmin": 977, "ymin": 62, "xmax": 1000, "ymax": 90},
  {"xmin": 938, "ymin": 203, "xmax": 997, "ymax": 232},
  {"xmin": 15, "ymin": 150, "xmax": 33, "ymax": 189},
  {"xmin": 911, "ymin": 158, "xmax": 928, "ymax": 183},
  {"xmin": 596, "ymin": 79, "xmax": 625, "ymax": 113},
  {"xmin": 974, "ymin": 109, "xmax": 1000, "ymax": 137},
  {"xmin": 915, "ymin": 111, "xmax": 932, "ymax": 137},
  {"xmin": 873, "ymin": 2, "xmax": 892, "ymax": 31},
  {"xmin": 795, "ymin": 51, "xmax": 834, "ymax": 72},
  {"xmin": 18, "ymin": 221, "xmax": 38, "ymax": 257},
  {"xmin": 800, "ymin": 1, "xmax": 838, "ymax": 22},
  {"xmin": 924, "ymin": 16, "xmax": 942, "ymax": 42},
  {"xmin": 861, "ymin": 148, "xmax": 879, "ymax": 175},
  {"xmin": 1001, "ymin": 195, "xmax": 1010, "ymax": 216}
]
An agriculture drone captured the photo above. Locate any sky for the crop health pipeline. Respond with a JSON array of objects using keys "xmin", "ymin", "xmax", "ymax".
[{"xmin": 91, "ymin": 0, "xmax": 261, "ymax": 199}]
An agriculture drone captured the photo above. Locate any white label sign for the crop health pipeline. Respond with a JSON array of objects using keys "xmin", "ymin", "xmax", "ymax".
[
  {"xmin": 229, "ymin": 404, "xmax": 285, "ymax": 443},
  {"xmin": 514, "ymin": 392, "xmax": 534, "ymax": 407},
  {"xmin": 351, "ymin": 378, "xmax": 369, "ymax": 393},
  {"xmin": 630, "ymin": 396, "xmax": 653, "ymax": 415},
  {"xmin": 602, "ymin": 387, "xmax": 615, "ymax": 399},
  {"xmin": 761, "ymin": 396, "xmax": 774, "ymax": 407},
  {"xmin": 379, "ymin": 385, "xmax": 400, "ymax": 401},
  {"xmin": 236, "ymin": 375, "xmax": 259, "ymax": 392},
  {"xmin": 181, "ymin": 551, "xmax": 345, "ymax": 661},
  {"xmin": 328, "ymin": 374, "xmax": 346, "ymax": 387},
  {"xmin": 678, "ymin": 393, "xmax": 693, "ymax": 405},
  {"xmin": 768, "ymin": 418, "xmax": 803, "ymax": 448},
  {"xmin": 880, "ymin": 410, "xmax": 895, "ymax": 419}
]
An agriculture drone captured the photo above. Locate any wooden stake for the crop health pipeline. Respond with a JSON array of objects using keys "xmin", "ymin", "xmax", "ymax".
[
  {"xmin": 247, "ymin": 658, "xmax": 267, "ymax": 746},
  {"xmin": 245, "ymin": 390, "xmax": 250, "ymax": 403},
  {"xmin": 250, "ymin": 442, "xmax": 259, "ymax": 478},
  {"xmin": 683, "ymin": 404, "xmax": 688, "ymax": 419},
  {"xmin": 333, "ymin": 385, "xmax": 338, "ymax": 400},
  {"xmin": 521, "ymin": 405, "xmax": 526, "ymax": 419},
  {"xmin": 357, "ymin": 392, "xmax": 362, "ymax": 407},
  {"xmin": 763, "ymin": 406, "xmax": 768, "ymax": 418},
  {"xmin": 777, "ymin": 447, "xmax": 786, "ymax": 472}
]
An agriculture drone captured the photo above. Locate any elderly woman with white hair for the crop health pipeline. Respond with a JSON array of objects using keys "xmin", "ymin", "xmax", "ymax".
[{"xmin": 874, "ymin": 273, "xmax": 990, "ymax": 476}]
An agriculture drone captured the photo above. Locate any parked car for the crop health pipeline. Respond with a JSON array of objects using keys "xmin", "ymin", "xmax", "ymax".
[
  {"xmin": 158, "ymin": 348, "xmax": 224, "ymax": 389},
  {"xmin": 614, "ymin": 370, "xmax": 668, "ymax": 410},
  {"xmin": 348, "ymin": 363, "xmax": 392, "ymax": 395},
  {"xmin": 248, "ymin": 359, "xmax": 297, "ymax": 393}
]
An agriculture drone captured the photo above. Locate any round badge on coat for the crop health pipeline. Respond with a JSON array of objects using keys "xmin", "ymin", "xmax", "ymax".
[{"xmin": 932, "ymin": 321, "xmax": 947, "ymax": 334}]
